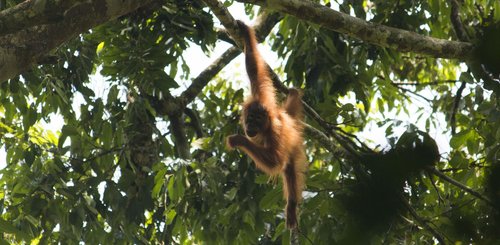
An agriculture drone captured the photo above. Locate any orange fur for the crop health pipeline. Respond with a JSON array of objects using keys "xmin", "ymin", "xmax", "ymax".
[{"xmin": 227, "ymin": 21, "xmax": 307, "ymax": 229}]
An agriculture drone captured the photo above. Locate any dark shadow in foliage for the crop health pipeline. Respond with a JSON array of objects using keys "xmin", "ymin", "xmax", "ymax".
[
  {"xmin": 444, "ymin": 161, "xmax": 500, "ymax": 244},
  {"xmin": 474, "ymin": 21, "xmax": 500, "ymax": 94},
  {"xmin": 475, "ymin": 22, "xmax": 500, "ymax": 77},
  {"xmin": 485, "ymin": 162, "xmax": 500, "ymax": 241},
  {"xmin": 338, "ymin": 129, "xmax": 439, "ymax": 243}
]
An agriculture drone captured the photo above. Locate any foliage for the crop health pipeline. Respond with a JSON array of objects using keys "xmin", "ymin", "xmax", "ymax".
[{"xmin": 1, "ymin": 0, "xmax": 500, "ymax": 244}]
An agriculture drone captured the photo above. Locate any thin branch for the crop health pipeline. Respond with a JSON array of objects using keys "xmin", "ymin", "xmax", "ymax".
[
  {"xmin": 399, "ymin": 86, "xmax": 433, "ymax": 103},
  {"xmin": 426, "ymin": 171, "xmax": 444, "ymax": 205},
  {"xmin": 428, "ymin": 167, "xmax": 494, "ymax": 206},
  {"xmin": 303, "ymin": 124, "xmax": 338, "ymax": 156},
  {"xmin": 177, "ymin": 46, "xmax": 241, "ymax": 110},
  {"xmin": 393, "ymin": 80, "xmax": 460, "ymax": 86},
  {"xmin": 450, "ymin": 81, "xmax": 466, "ymax": 135},
  {"xmin": 177, "ymin": 11, "xmax": 282, "ymax": 110},
  {"xmin": 436, "ymin": 199, "xmax": 475, "ymax": 217},
  {"xmin": 449, "ymin": 0, "xmax": 470, "ymax": 42},
  {"xmin": 269, "ymin": 62, "xmax": 370, "ymax": 156},
  {"xmin": 334, "ymin": 127, "xmax": 372, "ymax": 152},
  {"xmin": 236, "ymin": 0, "xmax": 474, "ymax": 60},
  {"xmin": 402, "ymin": 197, "xmax": 447, "ymax": 244},
  {"xmin": 439, "ymin": 162, "xmax": 489, "ymax": 172}
]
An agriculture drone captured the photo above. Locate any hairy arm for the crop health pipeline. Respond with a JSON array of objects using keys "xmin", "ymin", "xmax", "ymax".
[
  {"xmin": 236, "ymin": 20, "xmax": 276, "ymax": 106},
  {"xmin": 227, "ymin": 134, "xmax": 284, "ymax": 174}
]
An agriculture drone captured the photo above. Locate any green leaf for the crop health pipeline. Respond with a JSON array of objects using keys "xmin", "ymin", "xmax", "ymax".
[
  {"xmin": 167, "ymin": 175, "xmax": 177, "ymax": 202},
  {"xmin": 107, "ymin": 85, "xmax": 119, "ymax": 105},
  {"xmin": 243, "ymin": 211, "xmax": 255, "ymax": 229},
  {"xmin": 96, "ymin": 41, "xmax": 105, "ymax": 54},
  {"xmin": 101, "ymin": 122, "xmax": 112, "ymax": 148},
  {"xmin": 165, "ymin": 209, "xmax": 177, "ymax": 225},
  {"xmin": 153, "ymin": 168, "xmax": 168, "ymax": 198},
  {"xmin": 450, "ymin": 129, "xmax": 471, "ymax": 149},
  {"xmin": 0, "ymin": 219, "xmax": 30, "ymax": 240},
  {"xmin": 459, "ymin": 72, "xmax": 474, "ymax": 83},
  {"xmin": 175, "ymin": 169, "xmax": 186, "ymax": 199},
  {"xmin": 259, "ymin": 188, "xmax": 282, "ymax": 210},
  {"xmin": 224, "ymin": 187, "xmax": 238, "ymax": 201},
  {"xmin": 272, "ymin": 222, "xmax": 286, "ymax": 241}
]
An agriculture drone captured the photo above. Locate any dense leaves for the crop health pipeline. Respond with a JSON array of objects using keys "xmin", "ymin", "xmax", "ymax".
[{"xmin": 0, "ymin": 0, "xmax": 500, "ymax": 244}]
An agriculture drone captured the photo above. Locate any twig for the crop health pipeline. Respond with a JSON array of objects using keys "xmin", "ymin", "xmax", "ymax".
[
  {"xmin": 402, "ymin": 197, "xmax": 447, "ymax": 244},
  {"xmin": 393, "ymin": 80, "xmax": 460, "ymax": 86},
  {"xmin": 439, "ymin": 161, "xmax": 488, "ymax": 172},
  {"xmin": 392, "ymin": 82, "xmax": 433, "ymax": 103},
  {"xmin": 436, "ymin": 199, "xmax": 475, "ymax": 217},
  {"xmin": 450, "ymin": 81, "xmax": 466, "ymax": 135},
  {"xmin": 425, "ymin": 171, "xmax": 444, "ymax": 205}
]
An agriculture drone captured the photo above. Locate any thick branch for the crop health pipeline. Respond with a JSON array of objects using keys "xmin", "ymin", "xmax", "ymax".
[
  {"xmin": 0, "ymin": 0, "xmax": 157, "ymax": 82},
  {"xmin": 0, "ymin": 0, "xmax": 82, "ymax": 36},
  {"xmin": 237, "ymin": 0, "xmax": 475, "ymax": 60}
]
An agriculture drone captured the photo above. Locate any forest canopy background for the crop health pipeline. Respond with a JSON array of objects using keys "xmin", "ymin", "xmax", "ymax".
[{"xmin": 0, "ymin": 0, "xmax": 500, "ymax": 244}]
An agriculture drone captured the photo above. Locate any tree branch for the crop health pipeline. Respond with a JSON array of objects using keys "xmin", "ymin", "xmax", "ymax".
[
  {"xmin": 202, "ymin": 0, "xmax": 242, "ymax": 48},
  {"xmin": 236, "ymin": 0, "xmax": 474, "ymax": 60},
  {"xmin": 428, "ymin": 167, "xmax": 493, "ymax": 206},
  {"xmin": 202, "ymin": 0, "xmax": 368, "ymax": 161},
  {"xmin": 184, "ymin": 107, "xmax": 205, "ymax": 138},
  {"xmin": 0, "ymin": 0, "xmax": 158, "ymax": 82},
  {"xmin": 393, "ymin": 80, "xmax": 460, "ymax": 86},
  {"xmin": 450, "ymin": 81, "xmax": 466, "ymax": 135},
  {"xmin": 402, "ymin": 197, "xmax": 447, "ymax": 244},
  {"xmin": 169, "ymin": 112, "xmax": 191, "ymax": 159},
  {"xmin": 175, "ymin": 11, "xmax": 282, "ymax": 111},
  {"xmin": 0, "ymin": 0, "xmax": 83, "ymax": 36},
  {"xmin": 449, "ymin": 0, "xmax": 470, "ymax": 42}
]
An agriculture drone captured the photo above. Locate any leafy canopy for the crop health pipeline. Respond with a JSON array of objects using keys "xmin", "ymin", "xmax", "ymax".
[{"xmin": 0, "ymin": 0, "xmax": 500, "ymax": 244}]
